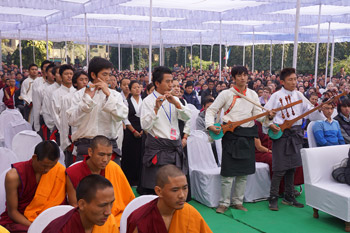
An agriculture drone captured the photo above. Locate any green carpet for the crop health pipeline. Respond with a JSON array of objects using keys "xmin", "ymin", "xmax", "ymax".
[{"xmin": 132, "ymin": 188, "xmax": 346, "ymax": 233}]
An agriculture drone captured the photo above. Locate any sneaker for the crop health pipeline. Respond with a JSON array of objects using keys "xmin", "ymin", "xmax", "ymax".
[
  {"xmin": 282, "ymin": 195, "xmax": 304, "ymax": 208},
  {"xmin": 269, "ymin": 196, "xmax": 279, "ymax": 211},
  {"xmin": 232, "ymin": 204, "xmax": 248, "ymax": 211},
  {"xmin": 216, "ymin": 205, "xmax": 228, "ymax": 214}
]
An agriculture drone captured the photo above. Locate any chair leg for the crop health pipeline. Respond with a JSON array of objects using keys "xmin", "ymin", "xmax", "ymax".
[
  {"xmin": 345, "ymin": 222, "xmax": 350, "ymax": 232},
  {"xmin": 313, "ymin": 208, "xmax": 319, "ymax": 219}
]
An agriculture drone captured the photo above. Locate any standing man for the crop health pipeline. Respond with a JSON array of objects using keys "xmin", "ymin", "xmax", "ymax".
[
  {"xmin": 19, "ymin": 64, "xmax": 38, "ymax": 122},
  {"xmin": 265, "ymin": 68, "xmax": 317, "ymax": 211},
  {"xmin": 140, "ymin": 66, "xmax": 191, "ymax": 194},
  {"xmin": 206, "ymin": 66, "xmax": 275, "ymax": 213},
  {"xmin": 67, "ymin": 57, "xmax": 128, "ymax": 163}
]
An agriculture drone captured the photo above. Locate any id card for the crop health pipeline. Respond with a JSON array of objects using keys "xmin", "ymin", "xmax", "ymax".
[{"xmin": 170, "ymin": 128, "xmax": 177, "ymax": 140}]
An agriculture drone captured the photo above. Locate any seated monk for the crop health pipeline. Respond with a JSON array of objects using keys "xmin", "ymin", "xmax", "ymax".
[
  {"xmin": 66, "ymin": 135, "xmax": 134, "ymax": 232},
  {"xmin": 127, "ymin": 164, "xmax": 213, "ymax": 233},
  {"xmin": 0, "ymin": 141, "xmax": 66, "ymax": 233},
  {"xmin": 43, "ymin": 174, "xmax": 117, "ymax": 233}
]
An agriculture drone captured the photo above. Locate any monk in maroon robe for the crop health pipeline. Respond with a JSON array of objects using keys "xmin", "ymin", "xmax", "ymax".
[
  {"xmin": 43, "ymin": 175, "xmax": 117, "ymax": 233},
  {"xmin": 0, "ymin": 141, "xmax": 64, "ymax": 233},
  {"xmin": 127, "ymin": 165, "xmax": 212, "ymax": 233}
]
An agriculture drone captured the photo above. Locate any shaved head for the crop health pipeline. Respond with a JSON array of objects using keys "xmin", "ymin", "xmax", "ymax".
[{"xmin": 156, "ymin": 165, "xmax": 185, "ymax": 188}]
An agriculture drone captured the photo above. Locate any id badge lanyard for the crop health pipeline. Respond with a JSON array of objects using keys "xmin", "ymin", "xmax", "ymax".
[{"xmin": 153, "ymin": 92, "xmax": 172, "ymax": 124}]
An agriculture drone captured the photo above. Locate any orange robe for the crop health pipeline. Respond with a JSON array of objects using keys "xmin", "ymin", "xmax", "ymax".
[
  {"xmin": 24, "ymin": 162, "xmax": 66, "ymax": 222},
  {"xmin": 127, "ymin": 198, "xmax": 213, "ymax": 233},
  {"xmin": 66, "ymin": 159, "xmax": 135, "ymax": 232}
]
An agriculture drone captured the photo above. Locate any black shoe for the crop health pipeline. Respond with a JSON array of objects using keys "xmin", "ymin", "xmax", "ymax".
[
  {"xmin": 269, "ymin": 196, "xmax": 279, "ymax": 211},
  {"xmin": 282, "ymin": 195, "xmax": 304, "ymax": 208}
]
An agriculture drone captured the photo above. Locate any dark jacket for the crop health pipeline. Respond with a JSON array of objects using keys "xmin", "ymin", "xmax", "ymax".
[{"xmin": 183, "ymin": 91, "xmax": 201, "ymax": 110}]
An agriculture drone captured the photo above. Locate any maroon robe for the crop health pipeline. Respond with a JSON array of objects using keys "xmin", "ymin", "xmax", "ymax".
[
  {"xmin": 42, "ymin": 208, "xmax": 84, "ymax": 233},
  {"xmin": 66, "ymin": 158, "xmax": 105, "ymax": 189},
  {"xmin": 0, "ymin": 160, "xmax": 38, "ymax": 233}
]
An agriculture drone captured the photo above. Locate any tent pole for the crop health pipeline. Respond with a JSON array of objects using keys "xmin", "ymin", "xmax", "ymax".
[
  {"xmin": 72, "ymin": 43, "xmax": 74, "ymax": 65},
  {"xmin": 325, "ymin": 22, "xmax": 331, "ymax": 86},
  {"xmin": 225, "ymin": 44, "xmax": 228, "ymax": 71},
  {"xmin": 269, "ymin": 40, "xmax": 272, "ymax": 74},
  {"xmin": 131, "ymin": 40, "xmax": 134, "ymax": 71},
  {"xmin": 219, "ymin": 19, "xmax": 222, "ymax": 81},
  {"xmin": 330, "ymin": 35, "xmax": 335, "ymax": 79},
  {"xmin": 293, "ymin": 0, "xmax": 301, "ymax": 69},
  {"xmin": 84, "ymin": 13, "xmax": 89, "ymax": 67},
  {"xmin": 65, "ymin": 41, "xmax": 68, "ymax": 64},
  {"xmin": 210, "ymin": 44, "xmax": 213, "ymax": 62},
  {"xmin": 33, "ymin": 41, "xmax": 35, "ymax": 63},
  {"xmin": 200, "ymin": 33, "xmax": 202, "ymax": 74},
  {"xmin": 159, "ymin": 28, "xmax": 162, "ymax": 66},
  {"xmin": 107, "ymin": 41, "xmax": 110, "ymax": 59},
  {"xmin": 314, "ymin": 4, "xmax": 322, "ymax": 88},
  {"xmin": 19, "ymin": 30, "xmax": 22, "ymax": 73},
  {"xmin": 148, "ymin": 0, "xmax": 153, "ymax": 83},
  {"xmin": 118, "ymin": 31, "xmax": 121, "ymax": 71},
  {"xmin": 139, "ymin": 46, "xmax": 141, "ymax": 70},
  {"xmin": 243, "ymin": 45, "xmax": 245, "ymax": 66},
  {"xmin": 46, "ymin": 24, "xmax": 49, "ymax": 60},
  {"xmin": 252, "ymin": 27, "xmax": 255, "ymax": 73},
  {"xmin": 281, "ymin": 42, "xmax": 285, "ymax": 70},
  {"xmin": 190, "ymin": 42, "xmax": 193, "ymax": 70},
  {"xmin": 184, "ymin": 46, "xmax": 187, "ymax": 68}
]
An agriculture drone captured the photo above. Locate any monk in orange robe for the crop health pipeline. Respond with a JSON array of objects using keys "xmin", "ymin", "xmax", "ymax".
[
  {"xmin": 127, "ymin": 164, "xmax": 212, "ymax": 233},
  {"xmin": 0, "ymin": 141, "xmax": 66, "ymax": 233},
  {"xmin": 66, "ymin": 135, "xmax": 135, "ymax": 233},
  {"xmin": 43, "ymin": 175, "xmax": 117, "ymax": 233}
]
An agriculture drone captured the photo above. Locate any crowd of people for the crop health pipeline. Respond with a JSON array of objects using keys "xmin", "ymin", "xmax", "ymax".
[{"xmin": 0, "ymin": 56, "xmax": 349, "ymax": 232}]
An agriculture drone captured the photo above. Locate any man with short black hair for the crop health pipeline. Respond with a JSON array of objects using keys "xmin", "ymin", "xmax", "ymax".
[
  {"xmin": 67, "ymin": 57, "xmax": 128, "ymax": 163},
  {"xmin": 140, "ymin": 66, "xmax": 191, "ymax": 194},
  {"xmin": 43, "ymin": 174, "xmax": 118, "ymax": 233},
  {"xmin": 19, "ymin": 64, "xmax": 38, "ymax": 122},
  {"xmin": 66, "ymin": 135, "xmax": 134, "ymax": 232},
  {"xmin": 183, "ymin": 81, "xmax": 201, "ymax": 109},
  {"xmin": 201, "ymin": 79, "xmax": 217, "ymax": 105},
  {"xmin": 0, "ymin": 141, "xmax": 66, "ymax": 232},
  {"xmin": 127, "ymin": 165, "xmax": 212, "ymax": 233}
]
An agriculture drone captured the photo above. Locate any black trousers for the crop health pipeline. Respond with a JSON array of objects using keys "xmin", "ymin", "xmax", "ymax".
[{"xmin": 270, "ymin": 168, "xmax": 295, "ymax": 197}]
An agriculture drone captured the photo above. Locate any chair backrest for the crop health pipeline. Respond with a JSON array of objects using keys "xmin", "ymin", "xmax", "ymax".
[
  {"xmin": 27, "ymin": 205, "xmax": 74, "ymax": 233},
  {"xmin": 4, "ymin": 120, "xmax": 32, "ymax": 149},
  {"xmin": 301, "ymin": 145, "xmax": 350, "ymax": 185},
  {"xmin": 0, "ymin": 168, "xmax": 11, "ymax": 214},
  {"xmin": 69, "ymin": 160, "xmax": 83, "ymax": 168},
  {"xmin": 119, "ymin": 195, "xmax": 158, "ymax": 233},
  {"xmin": 187, "ymin": 130, "xmax": 218, "ymax": 172},
  {"xmin": 307, "ymin": 121, "xmax": 317, "ymax": 148},
  {"xmin": 0, "ymin": 148, "xmax": 18, "ymax": 173},
  {"xmin": 12, "ymin": 130, "xmax": 42, "ymax": 162},
  {"xmin": 190, "ymin": 109, "xmax": 200, "ymax": 132}
]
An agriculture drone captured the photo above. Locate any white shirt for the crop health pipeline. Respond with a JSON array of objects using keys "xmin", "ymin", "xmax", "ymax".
[
  {"xmin": 140, "ymin": 90, "xmax": 191, "ymax": 140},
  {"xmin": 264, "ymin": 87, "xmax": 317, "ymax": 126},
  {"xmin": 32, "ymin": 77, "xmax": 48, "ymax": 131},
  {"xmin": 51, "ymin": 85, "xmax": 76, "ymax": 132},
  {"xmin": 67, "ymin": 88, "xmax": 128, "ymax": 142},
  {"xmin": 205, "ymin": 88, "xmax": 270, "ymax": 129},
  {"xmin": 20, "ymin": 76, "xmax": 35, "ymax": 104},
  {"xmin": 60, "ymin": 92, "xmax": 76, "ymax": 150},
  {"xmin": 42, "ymin": 82, "xmax": 60, "ymax": 130}
]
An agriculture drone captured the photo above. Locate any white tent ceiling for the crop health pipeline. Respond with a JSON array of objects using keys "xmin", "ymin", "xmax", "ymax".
[{"xmin": 0, "ymin": 0, "xmax": 349, "ymax": 46}]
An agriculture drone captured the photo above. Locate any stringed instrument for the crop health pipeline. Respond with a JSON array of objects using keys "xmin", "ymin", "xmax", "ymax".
[
  {"xmin": 268, "ymin": 92, "xmax": 346, "ymax": 140},
  {"xmin": 209, "ymin": 99, "xmax": 302, "ymax": 140}
]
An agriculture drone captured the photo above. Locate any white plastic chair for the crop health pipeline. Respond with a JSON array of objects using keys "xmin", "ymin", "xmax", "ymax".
[
  {"xmin": 12, "ymin": 130, "xmax": 42, "ymax": 162},
  {"xmin": 0, "ymin": 168, "xmax": 11, "ymax": 214},
  {"xmin": 0, "ymin": 108, "xmax": 24, "ymax": 146},
  {"xmin": 27, "ymin": 205, "xmax": 74, "ymax": 233},
  {"xmin": 120, "ymin": 195, "xmax": 158, "ymax": 233},
  {"xmin": 0, "ymin": 147, "xmax": 18, "ymax": 173},
  {"xmin": 307, "ymin": 121, "xmax": 317, "ymax": 148},
  {"xmin": 4, "ymin": 120, "xmax": 32, "ymax": 149},
  {"xmin": 68, "ymin": 160, "xmax": 83, "ymax": 168}
]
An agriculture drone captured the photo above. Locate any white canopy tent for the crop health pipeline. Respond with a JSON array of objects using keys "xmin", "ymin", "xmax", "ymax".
[{"xmin": 0, "ymin": 0, "xmax": 350, "ymax": 79}]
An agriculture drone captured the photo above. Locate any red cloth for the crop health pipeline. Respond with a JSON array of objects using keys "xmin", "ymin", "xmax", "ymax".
[
  {"xmin": 42, "ymin": 208, "xmax": 84, "ymax": 233},
  {"xmin": 0, "ymin": 160, "xmax": 38, "ymax": 231},
  {"xmin": 127, "ymin": 198, "xmax": 170, "ymax": 233},
  {"xmin": 66, "ymin": 158, "xmax": 105, "ymax": 189}
]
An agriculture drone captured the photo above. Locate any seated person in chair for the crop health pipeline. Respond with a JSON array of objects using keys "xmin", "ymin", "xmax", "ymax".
[
  {"xmin": 312, "ymin": 98, "xmax": 345, "ymax": 147},
  {"xmin": 127, "ymin": 164, "xmax": 212, "ymax": 233},
  {"xmin": 66, "ymin": 135, "xmax": 134, "ymax": 232},
  {"xmin": 43, "ymin": 174, "xmax": 117, "ymax": 233},
  {"xmin": 334, "ymin": 98, "xmax": 350, "ymax": 144},
  {"xmin": 0, "ymin": 141, "xmax": 66, "ymax": 233}
]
